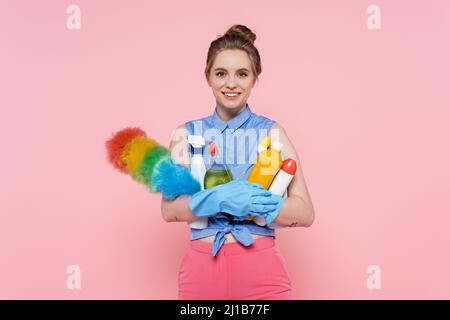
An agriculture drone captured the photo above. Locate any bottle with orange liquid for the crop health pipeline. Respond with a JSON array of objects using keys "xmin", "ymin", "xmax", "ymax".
[
  {"xmin": 247, "ymin": 141, "xmax": 283, "ymax": 188},
  {"xmin": 246, "ymin": 136, "xmax": 283, "ymax": 222}
]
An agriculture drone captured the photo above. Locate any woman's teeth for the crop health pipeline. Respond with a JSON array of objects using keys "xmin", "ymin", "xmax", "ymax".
[{"xmin": 223, "ymin": 92, "xmax": 241, "ymax": 97}]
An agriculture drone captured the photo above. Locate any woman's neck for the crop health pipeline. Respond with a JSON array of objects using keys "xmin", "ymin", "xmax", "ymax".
[{"xmin": 215, "ymin": 103, "xmax": 247, "ymax": 122}]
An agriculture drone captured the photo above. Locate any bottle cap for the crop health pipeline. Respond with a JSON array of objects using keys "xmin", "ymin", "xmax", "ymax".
[
  {"xmin": 208, "ymin": 141, "xmax": 218, "ymax": 156},
  {"xmin": 281, "ymin": 158, "xmax": 297, "ymax": 175},
  {"xmin": 272, "ymin": 141, "xmax": 283, "ymax": 151}
]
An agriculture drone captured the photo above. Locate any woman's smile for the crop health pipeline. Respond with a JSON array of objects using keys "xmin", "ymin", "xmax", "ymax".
[{"xmin": 222, "ymin": 91, "xmax": 242, "ymax": 100}]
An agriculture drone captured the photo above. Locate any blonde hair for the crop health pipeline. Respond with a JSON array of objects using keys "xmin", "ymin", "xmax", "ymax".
[{"xmin": 205, "ymin": 24, "xmax": 262, "ymax": 84}]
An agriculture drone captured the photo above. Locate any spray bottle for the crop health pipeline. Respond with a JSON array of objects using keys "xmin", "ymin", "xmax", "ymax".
[{"xmin": 187, "ymin": 135, "xmax": 208, "ymax": 229}]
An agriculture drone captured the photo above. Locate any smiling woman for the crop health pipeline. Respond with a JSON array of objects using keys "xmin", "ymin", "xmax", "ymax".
[
  {"xmin": 207, "ymin": 50, "xmax": 255, "ymax": 116},
  {"xmin": 161, "ymin": 24, "xmax": 315, "ymax": 300},
  {"xmin": 204, "ymin": 25, "xmax": 261, "ymax": 122}
]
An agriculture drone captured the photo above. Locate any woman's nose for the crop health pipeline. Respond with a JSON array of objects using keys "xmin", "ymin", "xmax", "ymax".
[{"xmin": 226, "ymin": 80, "xmax": 237, "ymax": 89}]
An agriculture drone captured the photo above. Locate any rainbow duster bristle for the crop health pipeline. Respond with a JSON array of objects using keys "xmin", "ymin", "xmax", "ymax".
[
  {"xmin": 105, "ymin": 127, "xmax": 146, "ymax": 174},
  {"xmin": 106, "ymin": 127, "xmax": 201, "ymax": 199},
  {"xmin": 121, "ymin": 135, "xmax": 158, "ymax": 183},
  {"xmin": 139, "ymin": 145, "xmax": 170, "ymax": 185},
  {"xmin": 151, "ymin": 158, "xmax": 201, "ymax": 200}
]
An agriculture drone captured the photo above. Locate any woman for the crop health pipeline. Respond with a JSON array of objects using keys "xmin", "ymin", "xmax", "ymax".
[{"xmin": 161, "ymin": 25, "xmax": 315, "ymax": 300}]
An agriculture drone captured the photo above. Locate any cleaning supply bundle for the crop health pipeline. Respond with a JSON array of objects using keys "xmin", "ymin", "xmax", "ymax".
[
  {"xmin": 246, "ymin": 135, "xmax": 298, "ymax": 227},
  {"xmin": 105, "ymin": 128, "xmax": 297, "ymax": 229}
]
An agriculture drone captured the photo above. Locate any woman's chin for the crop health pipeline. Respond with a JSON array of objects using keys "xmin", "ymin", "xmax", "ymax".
[{"xmin": 219, "ymin": 100, "xmax": 246, "ymax": 110}]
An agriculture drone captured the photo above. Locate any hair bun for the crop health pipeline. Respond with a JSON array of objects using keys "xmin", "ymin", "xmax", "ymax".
[{"xmin": 224, "ymin": 24, "xmax": 256, "ymax": 44}]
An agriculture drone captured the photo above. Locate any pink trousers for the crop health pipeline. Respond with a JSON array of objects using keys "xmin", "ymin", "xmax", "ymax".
[{"xmin": 178, "ymin": 236, "xmax": 292, "ymax": 300}]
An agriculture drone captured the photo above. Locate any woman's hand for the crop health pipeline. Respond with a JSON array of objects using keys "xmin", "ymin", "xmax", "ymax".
[{"xmin": 188, "ymin": 180, "xmax": 283, "ymax": 219}]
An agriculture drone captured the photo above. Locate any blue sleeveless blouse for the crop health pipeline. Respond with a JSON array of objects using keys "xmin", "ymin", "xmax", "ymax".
[{"xmin": 185, "ymin": 104, "xmax": 278, "ymax": 256}]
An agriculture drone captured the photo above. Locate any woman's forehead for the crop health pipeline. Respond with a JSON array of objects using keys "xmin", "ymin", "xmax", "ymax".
[{"xmin": 213, "ymin": 50, "xmax": 252, "ymax": 69}]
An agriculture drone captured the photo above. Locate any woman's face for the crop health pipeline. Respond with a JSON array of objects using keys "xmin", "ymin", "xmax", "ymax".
[{"xmin": 207, "ymin": 49, "xmax": 256, "ymax": 112}]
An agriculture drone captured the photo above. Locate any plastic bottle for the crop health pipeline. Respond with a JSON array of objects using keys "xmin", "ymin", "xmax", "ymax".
[
  {"xmin": 247, "ymin": 140, "xmax": 283, "ymax": 189},
  {"xmin": 203, "ymin": 141, "xmax": 234, "ymax": 221},
  {"xmin": 246, "ymin": 139, "xmax": 283, "ymax": 223},
  {"xmin": 204, "ymin": 163, "xmax": 233, "ymax": 189},
  {"xmin": 268, "ymin": 158, "xmax": 296, "ymax": 195},
  {"xmin": 253, "ymin": 158, "xmax": 297, "ymax": 227},
  {"xmin": 187, "ymin": 135, "xmax": 208, "ymax": 229}
]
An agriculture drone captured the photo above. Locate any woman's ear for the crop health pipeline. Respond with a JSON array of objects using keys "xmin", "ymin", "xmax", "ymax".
[{"xmin": 252, "ymin": 77, "xmax": 257, "ymax": 88}]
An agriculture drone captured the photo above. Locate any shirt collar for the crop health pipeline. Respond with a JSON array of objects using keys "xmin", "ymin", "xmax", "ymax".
[{"xmin": 212, "ymin": 103, "xmax": 252, "ymax": 133}]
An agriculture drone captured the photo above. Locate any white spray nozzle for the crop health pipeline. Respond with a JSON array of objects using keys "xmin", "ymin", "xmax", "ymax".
[{"xmin": 188, "ymin": 135, "xmax": 205, "ymax": 147}]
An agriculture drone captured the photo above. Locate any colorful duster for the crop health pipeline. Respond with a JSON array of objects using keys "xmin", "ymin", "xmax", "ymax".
[{"xmin": 105, "ymin": 127, "xmax": 200, "ymax": 200}]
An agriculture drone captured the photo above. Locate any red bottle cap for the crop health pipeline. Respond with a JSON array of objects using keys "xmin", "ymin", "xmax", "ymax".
[
  {"xmin": 208, "ymin": 141, "xmax": 217, "ymax": 156},
  {"xmin": 281, "ymin": 158, "xmax": 297, "ymax": 175}
]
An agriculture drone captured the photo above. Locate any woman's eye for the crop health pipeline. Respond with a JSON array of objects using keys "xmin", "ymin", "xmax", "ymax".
[{"xmin": 215, "ymin": 72, "xmax": 248, "ymax": 77}]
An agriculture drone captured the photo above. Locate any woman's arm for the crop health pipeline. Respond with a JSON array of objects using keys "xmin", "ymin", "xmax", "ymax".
[
  {"xmin": 160, "ymin": 123, "xmax": 198, "ymax": 223},
  {"xmin": 269, "ymin": 123, "xmax": 316, "ymax": 228}
]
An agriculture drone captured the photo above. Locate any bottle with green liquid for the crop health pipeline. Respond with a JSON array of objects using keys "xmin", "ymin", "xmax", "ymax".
[
  {"xmin": 203, "ymin": 141, "xmax": 234, "ymax": 221},
  {"xmin": 204, "ymin": 141, "xmax": 233, "ymax": 188},
  {"xmin": 203, "ymin": 165, "xmax": 233, "ymax": 189}
]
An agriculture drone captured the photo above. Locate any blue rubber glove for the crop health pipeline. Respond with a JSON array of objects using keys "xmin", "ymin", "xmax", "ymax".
[
  {"xmin": 255, "ymin": 194, "xmax": 285, "ymax": 225},
  {"xmin": 188, "ymin": 180, "xmax": 282, "ymax": 219}
]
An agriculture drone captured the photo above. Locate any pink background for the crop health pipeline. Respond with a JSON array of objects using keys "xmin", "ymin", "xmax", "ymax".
[{"xmin": 1, "ymin": 0, "xmax": 449, "ymax": 299}]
